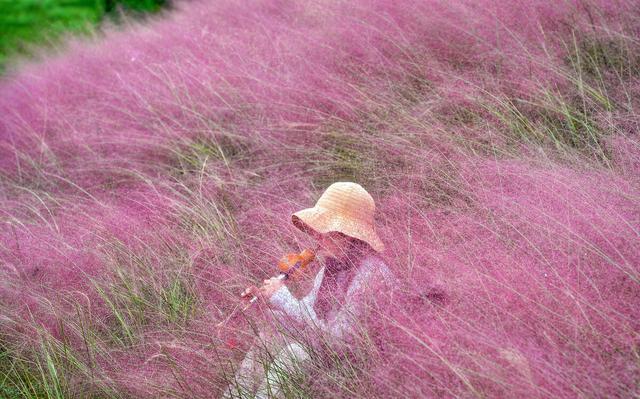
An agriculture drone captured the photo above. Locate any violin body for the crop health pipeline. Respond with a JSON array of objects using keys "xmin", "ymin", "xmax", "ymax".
[
  {"xmin": 277, "ymin": 248, "xmax": 316, "ymax": 280},
  {"xmin": 216, "ymin": 247, "xmax": 319, "ymax": 339},
  {"xmin": 246, "ymin": 248, "xmax": 316, "ymax": 305}
]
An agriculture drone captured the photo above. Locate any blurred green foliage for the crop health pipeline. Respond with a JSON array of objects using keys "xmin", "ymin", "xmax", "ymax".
[{"xmin": 0, "ymin": 0, "xmax": 166, "ymax": 73}]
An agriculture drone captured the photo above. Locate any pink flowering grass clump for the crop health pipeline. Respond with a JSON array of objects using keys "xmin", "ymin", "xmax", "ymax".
[{"xmin": 1, "ymin": 0, "xmax": 639, "ymax": 397}]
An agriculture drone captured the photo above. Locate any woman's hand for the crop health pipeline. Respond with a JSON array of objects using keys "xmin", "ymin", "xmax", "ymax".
[{"xmin": 241, "ymin": 277, "xmax": 285, "ymax": 302}]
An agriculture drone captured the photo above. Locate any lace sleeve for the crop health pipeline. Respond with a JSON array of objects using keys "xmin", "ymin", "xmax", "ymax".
[{"xmin": 268, "ymin": 267, "xmax": 328, "ymax": 331}]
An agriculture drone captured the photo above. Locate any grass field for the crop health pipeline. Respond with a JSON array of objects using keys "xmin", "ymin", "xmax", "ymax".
[{"xmin": 0, "ymin": 0, "xmax": 639, "ymax": 398}]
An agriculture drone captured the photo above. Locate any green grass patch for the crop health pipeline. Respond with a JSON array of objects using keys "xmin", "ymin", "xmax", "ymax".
[
  {"xmin": 0, "ymin": 0, "xmax": 167, "ymax": 73},
  {"xmin": 0, "ymin": 331, "xmax": 114, "ymax": 399},
  {"xmin": 312, "ymin": 130, "xmax": 371, "ymax": 188},
  {"xmin": 0, "ymin": 340, "xmax": 68, "ymax": 399},
  {"xmin": 166, "ymin": 182, "xmax": 241, "ymax": 265},
  {"xmin": 567, "ymin": 33, "xmax": 640, "ymax": 80},
  {"xmin": 92, "ymin": 239, "xmax": 200, "ymax": 347},
  {"xmin": 170, "ymin": 133, "xmax": 251, "ymax": 178},
  {"xmin": 310, "ymin": 127, "xmax": 409, "ymax": 197}
]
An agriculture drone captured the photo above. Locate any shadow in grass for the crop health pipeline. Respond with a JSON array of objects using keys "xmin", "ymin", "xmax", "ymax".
[
  {"xmin": 417, "ymin": 167, "xmax": 475, "ymax": 210},
  {"xmin": 391, "ymin": 72, "xmax": 434, "ymax": 108},
  {"xmin": 170, "ymin": 133, "xmax": 251, "ymax": 177},
  {"xmin": 310, "ymin": 129, "xmax": 409, "ymax": 198},
  {"xmin": 482, "ymin": 88, "xmax": 613, "ymax": 166},
  {"xmin": 568, "ymin": 34, "xmax": 640, "ymax": 80}
]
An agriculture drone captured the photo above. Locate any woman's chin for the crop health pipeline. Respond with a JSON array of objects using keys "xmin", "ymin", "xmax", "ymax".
[
  {"xmin": 317, "ymin": 248, "xmax": 337, "ymax": 259},
  {"xmin": 316, "ymin": 248, "xmax": 331, "ymax": 256}
]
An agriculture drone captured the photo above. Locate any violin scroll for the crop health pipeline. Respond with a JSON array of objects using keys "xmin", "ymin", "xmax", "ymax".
[{"xmin": 243, "ymin": 248, "xmax": 317, "ymax": 307}]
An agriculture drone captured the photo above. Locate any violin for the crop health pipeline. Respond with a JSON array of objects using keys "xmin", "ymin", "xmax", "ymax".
[
  {"xmin": 243, "ymin": 247, "xmax": 317, "ymax": 308},
  {"xmin": 215, "ymin": 246, "xmax": 319, "ymax": 332}
]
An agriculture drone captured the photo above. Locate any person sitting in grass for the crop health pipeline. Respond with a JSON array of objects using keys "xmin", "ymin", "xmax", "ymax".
[{"xmin": 223, "ymin": 181, "xmax": 396, "ymax": 399}]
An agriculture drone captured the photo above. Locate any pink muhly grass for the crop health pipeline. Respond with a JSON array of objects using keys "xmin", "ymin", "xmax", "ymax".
[{"xmin": 1, "ymin": 0, "xmax": 639, "ymax": 397}]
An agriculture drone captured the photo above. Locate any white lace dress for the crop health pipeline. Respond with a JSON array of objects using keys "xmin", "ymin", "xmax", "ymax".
[
  {"xmin": 222, "ymin": 253, "xmax": 396, "ymax": 399},
  {"xmin": 269, "ymin": 252, "xmax": 396, "ymax": 339}
]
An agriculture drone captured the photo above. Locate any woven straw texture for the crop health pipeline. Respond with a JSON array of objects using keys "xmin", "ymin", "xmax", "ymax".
[{"xmin": 292, "ymin": 182, "xmax": 385, "ymax": 252}]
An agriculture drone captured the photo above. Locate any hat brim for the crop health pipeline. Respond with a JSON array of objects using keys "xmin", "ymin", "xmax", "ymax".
[{"xmin": 292, "ymin": 207, "xmax": 385, "ymax": 253}]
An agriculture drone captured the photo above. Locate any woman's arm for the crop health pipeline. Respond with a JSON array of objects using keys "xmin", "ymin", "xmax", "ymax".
[{"xmin": 268, "ymin": 267, "xmax": 328, "ymax": 330}]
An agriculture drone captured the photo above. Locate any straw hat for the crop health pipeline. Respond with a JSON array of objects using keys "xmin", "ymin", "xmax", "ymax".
[{"xmin": 292, "ymin": 182, "xmax": 385, "ymax": 253}]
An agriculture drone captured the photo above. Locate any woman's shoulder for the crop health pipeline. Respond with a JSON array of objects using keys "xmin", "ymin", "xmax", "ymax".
[
  {"xmin": 357, "ymin": 252, "xmax": 395, "ymax": 282},
  {"xmin": 360, "ymin": 252, "xmax": 390, "ymax": 269},
  {"xmin": 344, "ymin": 252, "xmax": 398, "ymax": 299}
]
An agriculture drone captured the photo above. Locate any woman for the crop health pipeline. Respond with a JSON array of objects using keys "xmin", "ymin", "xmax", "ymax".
[{"xmin": 223, "ymin": 182, "xmax": 396, "ymax": 399}]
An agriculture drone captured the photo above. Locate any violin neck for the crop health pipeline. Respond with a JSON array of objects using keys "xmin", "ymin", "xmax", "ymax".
[{"xmin": 281, "ymin": 259, "xmax": 306, "ymax": 280}]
